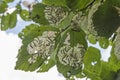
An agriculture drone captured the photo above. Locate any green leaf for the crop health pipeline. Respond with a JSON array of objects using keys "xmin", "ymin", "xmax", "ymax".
[
  {"xmin": 100, "ymin": 46, "xmax": 120, "ymax": 80},
  {"xmin": 1, "ymin": 11, "xmax": 17, "ymax": 30},
  {"xmin": 16, "ymin": 24, "xmax": 59, "ymax": 71},
  {"xmin": 100, "ymin": 61, "xmax": 116, "ymax": 80},
  {"xmin": 108, "ymin": 46, "xmax": 120, "ymax": 72},
  {"xmin": 98, "ymin": 37, "xmax": 109, "ymax": 49},
  {"xmin": 9, "ymin": 11, "xmax": 17, "ymax": 28},
  {"xmin": 108, "ymin": 0, "xmax": 120, "ymax": 7},
  {"xmin": 15, "ymin": 24, "xmax": 45, "ymax": 71},
  {"xmin": 20, "ymin": 10, "xmax": 31, "ymax": 21},
  {"xmin": 56, "ymin": 58, "xmax": 82, "ymax": 78},
  {"xmin": 66, "ymin": 0, "xmax": 93, "ymax": 11},
  {"xmin": 42, "ymin": 0, "xmax": 67, "ymax": 7},
  {"xmin": 75, "ymin": 72, "xmax": 86, "ymax": 78},
  {"xmin": 87, "ymin": 34, "xmax": 97, "ymax": 44},
  {"xmin": 19, "ymin": 24, "xmax": 59, "ymax": 40},
  {"xmin": 92, "ymin": 2, "xmax": 120, "ymax": 38},
  {"xmin": 31, "ymin": 3, "xmax": 49, "ymax": 25},
  {"xmin": 53, "ymin": 27, "xmax": 84, "ymax": 78},
  {"xmin": 15, "ymin": 47, "xmax": 45, "ymax": 71},
  {"xmin": 1, "ymin": 13, "xmax": 10, "ymax": 30},
  {"xmin": 37, "ymin": 58, "xmax": 55, "ymax": 72},
  {"xmin": 4, "ymin": 0, "xmax": 13, "ymax": 3},
  {"xmin": 0, "ymin": 1, "xmax": 7, "ymax": 13},
  {"xmin": 16, "ymin": 4, "xmax": 22, "ymax": 14},
  {"xmin": 83, "ymin": 47, "xmax": 101, "ymax": 79},
  {"xmin": 69, "ymin": 29, "xmax": 87, "ymax": 48},
  {"xmin": 51, "ymin": 27, "xmax": 69, "ymax": 62}
]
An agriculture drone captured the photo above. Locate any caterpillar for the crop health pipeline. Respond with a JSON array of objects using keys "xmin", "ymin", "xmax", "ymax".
[
  {"xmin": 44, "ymin": 6, "xmax": 68, "ymax": 25},
  {"xmin": 57, "ymin": 44, "xmax": 85, "ymax": 68},
  {"xmin": 27, "ymin": 31, "xmax": 55, "ymax": 63},
  {"xmin": 70, "ymin": 12, "xmax": 83, "ymax": 31},
  {"xmin": 28, "ymin": 54, "xmax": 38, "ymax": 64}
]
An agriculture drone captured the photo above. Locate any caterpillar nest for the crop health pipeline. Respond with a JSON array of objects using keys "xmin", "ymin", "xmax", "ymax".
[
  {"xmin": 57, "ymin": 44, "xmax": 85, "ymax": 68},
  {"xmin": 27, "ymin": 31, "xmax": 55, "ymax": 64},
  {"xmin": 71, "ymin": 12, "xmax": 82, "ymax": 26},
  {"xmin": 114, "ymin": 27, "xmax": 120, "ymax": 60},
  {"xmin": 44, "ymin": 6, "xmax": 68, "ymax": 25}
]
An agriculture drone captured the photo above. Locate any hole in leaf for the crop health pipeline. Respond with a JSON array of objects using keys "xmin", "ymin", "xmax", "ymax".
[{"xmin": 91, "ymin": 61, "xmax": 97, "ymax": 66}]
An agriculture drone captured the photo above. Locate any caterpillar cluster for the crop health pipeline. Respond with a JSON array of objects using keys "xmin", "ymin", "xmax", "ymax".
[
  {"xmin": 57, "ymin": 44, "xmax": 85, "ymax": 68},
  {"xmin": 44, "ymin": 6, "xmax": 68, "ymax": 25},
  {"xmin": 27, "ymin": 31, "xmax": 55, "ymax": 64},
  {"xmin": 28, "ymin": 54, "xmax": 38, "ymax": 64},
  {"xmin": 70, "ymin": 12, "xmax": 83, "ymax": 31},
  {"xmin": 114, "ymin": 27, "xmax": 120, "ymax": 60}
]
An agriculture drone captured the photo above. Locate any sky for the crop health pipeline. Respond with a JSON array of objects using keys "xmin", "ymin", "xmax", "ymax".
[{"xmin": 0, "ymin": 0, "xmax": 111, "ymax": 80}]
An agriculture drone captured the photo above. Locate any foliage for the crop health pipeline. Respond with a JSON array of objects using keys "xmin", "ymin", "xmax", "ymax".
[{"xmin": 1, "ymin": 0, "xmax": 120, "ymax": 80}]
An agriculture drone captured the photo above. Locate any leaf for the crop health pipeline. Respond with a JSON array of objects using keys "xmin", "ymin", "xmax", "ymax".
[
  {"xmin": 42, "ymin": 0, "xmax": 67, "ymax": 7},
  {"xmin": 15, "ymin": 47, "xmax": 45, "ymax": 71},
  {"xmin": 87, "ymin": 34, "xmax": 97, "ymax": 44},
  {"xmin": 69, "ymin": 29, "xmax": 87, "ymax": 49},
  {"xmin": 83, "ymin": 47, "xmax": 101, "ymax": 79},
  {"xmin": 108, "ymin": 45, "xmax": 120, "ymax": 72},
  {"xmin": 4, "ymin": 0, "xmax": 13, "ymax": 3},
  {"xmin": 51, "ymin": 27, "xmax": 70, "ymax": 61},
  {"xmin": 56, "ymin": 58, "xmax": 82, "ymax": 78},
  {"xmin": 37, "ymin": 58, "xmax": 55, "ymax": 72},
  {"xmin": 16, "ymin": 4, "xmax": 22, "ymax": 14},
  {"xmin": 15, "ymin": 24, "xmax": 45, "ymax": 71},
  {"xmin": 19, "ymin": 24, "xmax": 59, "ymax": 40},
  {"xmin": 66, "ymin": 0, "xmax": 93, "ymax": 11},
  {"xmin": 98, "ymin": 37, "xmax": 109, "ymax": 49},
  {"xmin": 75, "ymin": 72, "xmax": 86, "ymax": 78},
  {"xmin": 31, "ymin": 3, "xmax": 49, "ymax": 25},
  {"xmin": 92, "ymin": 2, "xmax": 120, "ymax": 38},
  {"xmin": 20, "ymin": 10, "xmax": 31, "ymax": 21},
  {"xmin": 108, "ymin": 0, "xmax": 120, "ymax": 7},
  {"xmin": 1, "ymin": 13, "xmax": 10, "ymax": 30},
  {"xmin": 100, "ymin": 61, "xmax": 116, "ymax": 80},
  {"xmin": 16, "ymin": 24, "xmax": 59, "ymax": 71},
  {"xmin": 9, "ymin": 11, "xmax": 17, "ymax": 28},
  {"xmin": 53, "ymin": 28, "xmax": 84, "ymax": 78},
  {"xmin": 1, "ymin": 11, "xmax": 17, "ymax": 30},
  {"xmin": 0, "ymin": 1, "xmax": 7, "ymax": 13},
  {"xmin": 100, "ymin": 46, "xmax": 120, "ymax": 80}
]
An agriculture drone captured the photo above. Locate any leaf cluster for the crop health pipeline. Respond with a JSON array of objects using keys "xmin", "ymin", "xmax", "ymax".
[{"xmin": 1, "ymin": 0, "xmax": 120, "ymax": 80}]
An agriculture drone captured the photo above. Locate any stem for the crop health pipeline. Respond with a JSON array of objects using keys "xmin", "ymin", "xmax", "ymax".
[
  {"xmin": 61, "ymin": 25, "xmax": 70, "ymax": 32},
  {"xmin": 78, "ymin": 0, "xmax": 96, "ymax": 12}
]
